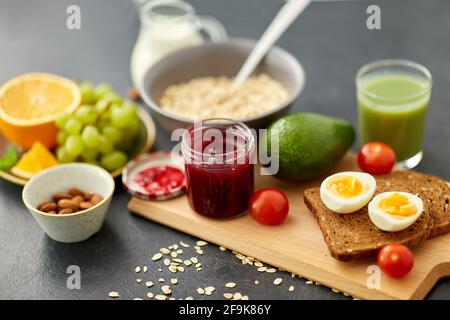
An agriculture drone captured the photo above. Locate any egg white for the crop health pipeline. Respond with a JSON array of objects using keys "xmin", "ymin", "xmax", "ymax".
[
  {"xmin": 368, "ymin": 191, "xmax": 424, "ymax": 232},
  {"xmin": 320, "ymin": 171, "xmax": 376, "ymax": 214}
]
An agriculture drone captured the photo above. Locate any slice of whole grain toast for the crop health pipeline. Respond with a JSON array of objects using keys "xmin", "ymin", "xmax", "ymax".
[{"xmin": 303, "ymin": 170, "xmax": 450, "ymax": 261}]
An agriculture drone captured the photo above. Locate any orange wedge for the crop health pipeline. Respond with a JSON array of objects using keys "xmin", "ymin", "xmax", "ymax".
[
  {"xmin": 0, "ymin": 73, "xmax": 81, "ymax": 149},
  {"xmin": 11, "ymin": 142, "xmax": 59, "ymax": 179}
]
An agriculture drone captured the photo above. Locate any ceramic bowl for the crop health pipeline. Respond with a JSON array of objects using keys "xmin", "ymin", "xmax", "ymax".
[
  {"xmin": 22, "ymin": 163, "xmax": 115, "ymax": 243},
  {"xmin": 140, "ymin": 38, "xmax": 305, "ymax": 132}
]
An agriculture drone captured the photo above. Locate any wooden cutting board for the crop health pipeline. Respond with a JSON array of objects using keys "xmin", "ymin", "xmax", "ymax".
[{"xmin": 128, "ymin": 153, "xmax": 450, "ymax": 300}]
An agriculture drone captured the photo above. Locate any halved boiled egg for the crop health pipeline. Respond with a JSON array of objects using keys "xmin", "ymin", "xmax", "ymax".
[
  {"xmin": 320, "ymin": 171, "xmax": 376, "ymax": 214},
  {"xmin": 368, "ymin": 191, "xmax": 423, "ymax": 232}
]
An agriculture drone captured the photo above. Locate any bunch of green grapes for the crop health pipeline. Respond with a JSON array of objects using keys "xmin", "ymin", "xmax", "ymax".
[{"xmin": 55, "ymin": 82, "xmax": 140, "ymax": 172}]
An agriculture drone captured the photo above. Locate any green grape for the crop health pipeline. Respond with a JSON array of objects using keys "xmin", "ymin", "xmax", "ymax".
[
  {"xmin": 97, "ymin": 135, "xmax": 113, "ymax": 154},
  {"xmin": 75, "ymin": 105, "xmax": 97, "ymax": 125},
  {"xmin": 95, "ymin": 98, "xmax": 110, "ymax": 114},
  {"xmin": 80, "ymin": 81, "xmax": 96, "ymax": 104},
  {"xmin": 0, "ymin": 146, "xmax": 19, "ymax": 170},
  {"xmin": 64, "ymin": 118, "xmax": 83, "ymax": 135},
  {"xmin": 55, "ymin": 113, "xmax": 70, "ymax": 129},
  {"xmin": 81, "ymin": 148, "xmax": 98, "ymax": 161},
  {"xmin": 84, "ymin": 159, "xmax": 100, "ymax": 166},
  {"xmin": 57, "ymin": 130, "xmax": 68, "ymax": 145},
  {"xmin": 100, "ymin": 151, "xmax": 128, "ymax": 171},
  {"xmin": 102, "ymin": 126, "xmax": 123, "ymax": 145},
  {"xmin": 97, "ymin": 119, "xmax": 109, "ymax": 131},
  {"xmin": 65, "ymin": 135, "xmax": 85, "ymax": 157},
  {"xmin": 56, "ymin": 147, "xmax": 75, "ymax": 163},
  {"xmin": 111, "ymin": 105, "xmax": 135, "ymax": 128},
  {"xmin": 127, "ymin": 118, "xmax": 141, "ymax": 137},
  {"xmin": 81, "ymin": 125, "xmax": 100, "ymax": 148},
  {"xmin": 94, "ymin": 83, "xmax": 113, "ymax": 100},
  {"xmin": 99, "ymin": 109, "xmax": 112, "ymax": 121},
  {"xmin": 103, "ymin": 92, "xmax": 122, "ymax": 105}
]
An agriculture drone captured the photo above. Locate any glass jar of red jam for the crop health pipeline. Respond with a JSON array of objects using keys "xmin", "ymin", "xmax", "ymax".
[{"xmin": 181, "ymin": 119, "xmax": 255, "ymax": 218}]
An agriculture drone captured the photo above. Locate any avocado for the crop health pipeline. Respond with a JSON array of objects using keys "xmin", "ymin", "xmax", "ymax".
[{"xmin": 263, "ymin": 113, "xmax": 355, "ymax": 181}]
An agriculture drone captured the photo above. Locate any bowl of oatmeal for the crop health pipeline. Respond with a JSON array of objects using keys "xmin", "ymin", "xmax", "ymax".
[{"xmin": 140, "ymin": 38, "xmax": 305, "ymax": 131}]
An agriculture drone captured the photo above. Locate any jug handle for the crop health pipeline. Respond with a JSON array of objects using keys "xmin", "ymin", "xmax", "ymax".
[{"xmin": 197, "ymin": 16, "xmax": 228, "ymax": 42}]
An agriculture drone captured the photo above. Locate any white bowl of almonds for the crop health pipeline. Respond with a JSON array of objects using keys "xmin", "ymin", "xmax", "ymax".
[
  {"xmin": 140, "ymin": 38, "xmax": 305, "ymax": 131},
  {"xmin": 22, "ymin": 163, "xmax": 115, "ymax": 243}
]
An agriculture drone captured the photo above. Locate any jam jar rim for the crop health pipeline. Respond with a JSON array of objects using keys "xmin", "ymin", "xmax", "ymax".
[{"xmin": 181, "ymin": 118, "xmax": 255, "ymax": 167}]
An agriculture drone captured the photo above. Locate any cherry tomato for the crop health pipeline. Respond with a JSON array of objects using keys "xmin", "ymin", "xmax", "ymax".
[
  {"xmin": 377, "ymin": 244, "xmax": 414, "ymax": 278},
  {"xmin": 249, "ymin": 188, "xmax": 289, "ymax": 225},
  {"xmin": 358, "ymin": 142, "xmax": 396, "ymax": 175}
]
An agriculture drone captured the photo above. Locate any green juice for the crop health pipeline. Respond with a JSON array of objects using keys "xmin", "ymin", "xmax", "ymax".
[{"xmin": 357, "ymin": 74, "xmax": 430, "ymax": 161}]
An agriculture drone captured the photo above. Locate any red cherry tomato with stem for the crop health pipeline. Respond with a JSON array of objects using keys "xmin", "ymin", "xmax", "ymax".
[
  {"xmin": 377, "ymin": 244, "xmax": 414, "ymax": 278},
  {"xmin": 249, "ymin": 188, "xmax": 289, "ymax": 225},
  {"xmin": 358, "ymin": 142, "xmax": 396, "ymax": 175}
]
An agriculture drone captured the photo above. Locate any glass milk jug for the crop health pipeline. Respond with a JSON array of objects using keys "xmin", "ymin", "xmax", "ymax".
[{"xmin": 130, "ymin": 0, "xmax": 228, "ymax": 89}]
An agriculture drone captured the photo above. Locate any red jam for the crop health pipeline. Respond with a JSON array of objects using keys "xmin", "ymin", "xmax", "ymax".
[
  {"xmin": 182, "ymin": 120, "xmax": 254, "ymax": 218},
  {"xmin": 134, "ymin": 165, "xmax": 185, "ymax": 194}
]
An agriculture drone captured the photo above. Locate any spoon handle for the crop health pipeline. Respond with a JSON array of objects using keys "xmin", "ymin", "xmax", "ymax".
[{"xmin": 233, "ymin": 0, "xmax": 312, "ymax": 87}]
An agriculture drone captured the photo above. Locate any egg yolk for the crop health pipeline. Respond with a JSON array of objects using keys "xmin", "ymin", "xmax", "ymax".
[
  {"xmin": 327, "ymin": 176, "xmax": 363, "ymax": 198},
  {"xmin": 378, "ymin": 193, "xmax": 416, "ymax": 217}
]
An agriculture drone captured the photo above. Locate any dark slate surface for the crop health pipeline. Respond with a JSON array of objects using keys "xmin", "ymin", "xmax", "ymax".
[{"xmin": 0, "ymin": 0, "xmax": 449, "ymax": 300}]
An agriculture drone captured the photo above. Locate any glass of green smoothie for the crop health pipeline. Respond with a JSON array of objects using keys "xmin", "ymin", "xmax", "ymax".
[{"xmin": 356, "ymin": 60, "xmax": 432, "ymax": 169}]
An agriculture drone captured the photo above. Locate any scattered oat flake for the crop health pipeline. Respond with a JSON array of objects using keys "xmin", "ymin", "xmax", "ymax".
[
  {"xmin": 266, "ymin": 268, "xmax": 277, "ymax": 273},
  {"xmin": 254, "ymin": 261, "xmax": 263, "ymax": 267},
  {"xmin": 205, "ymin": 286, "xmax": 216, "ymax": 292},
  {"xmin": 164, "ymin": 259, "xmax": 171, "ymax": 266},
  {"xmin": 254, "ymin": 280, "xmax": 260, "ymax": 285},
  {"xmin": 236, "ymin": 254, "xmax": 245, "ymax": 260},
  {"xmin": 241, "ymin": 295, "xmax": 249, "ymax": 300},
  {"xmin": 257, "ymin": 267, "xmax": 267, "ymax": 272},
  {"xmin": 183, "ymin": 260, "xmax": 192, "ymax": 266},
  {"xmin": 196, "ymin": 249, "xmax": 204, "ymax": 255},
  {"xmin": 158, "ymin": 278, "xmax": 165, "ymax": 282},
  {"xmin": 196, "ymin": 240, "xmax": 208, "ymax": 246},
  {"xmin": 145, "ymin": 281, "xmax": 154, "ymax": 288},
  {"xmin": 225, "ymin": 282, "xmax": 236, "ymax": 288},
  {"xmin": 147, "ymin": 292, "xmax": 154, "ymax": 298},
  {"xmin": 171, "ymin": 252, "xmax": 178, "ymax": 258},
  {"xmin": 233, "ymin": 292, "xmax": 242, "ymax": 300},
  {"xmin": 274, "ymin": 278, "xmax": 283, "ymax": 285},
  {"xmin": 197, "ymin": 288, "xmax": 205, "ymax": 295},
  {"xmin": 195, "ymin": 263, "xmax": 202, "ymax": 268},
  {"xmin": 180, "ymin": 241, "xmax": 189, "ymax": 248},
  {"xmin": 169, "ymin": 266, "xmax": 177, "ymax": 273},
  {"xmin": 191, "ymin": 257, "xmax": 198, "ymax": 263},
  {"xmin": 155, "ymin": 295, "xmax": 167, "ymax": 300},
  {"xmin": 136, "ymin": 278, "xmax": 142, "ymax": 283},
  {"xmin": 219, "ymin": 246, "xmax": 226, "ymax": 251},
  {"xmin": 223, "ymin": 293, "xmax": 233, "ymax": 299},
  {"xmin": 185, "ymin": 296, "xmax": 194, "ymax": 300},
  {"xmin": 176, "ymin": 249, "xmax": 183, "ymax": 254},
  {"xmin": 134, "ymin": 266, "xmax": 141, "ymax": 273},
  {"xmin": 171, "ymin": 278, "xmax": 178, "ymax": 285},
  {"xmin": 331, "ymin": 288, "xmax": 340, "ymax": 293},
  {"xmin": 160, "ymin": 248, "xmax": 170, "ymax": 254},
  {"xmin": 161, "ymin": 285, "xmax": 172, "ymax": 295},
  {"xmin": 133, "ymin": 298, "xmax": 143, "ymax": 300},
  {"xmin": 143, "ymin": 266, "xmax": 148, "ymax": 273},
  {"xmin": 158, "ymin": 268, "xmax": 162, "ymax": 272},
  {"xmin": 152, "ymin": 253, "xmax": 163, "ymax": 261},
  {"xmin": 306, "ymin": 280, "xmax": 313, "ymax": 285},
  {"xmin": 289, "ymin": 285, "xmax": 295, "ymax": 292},
  {"xmin": 177, "ymin": 266, "xmax": 185, "ymax": 272},
  {"xmin": 108, "ymin": 291, "xmax": 120, "ymax": 298}
]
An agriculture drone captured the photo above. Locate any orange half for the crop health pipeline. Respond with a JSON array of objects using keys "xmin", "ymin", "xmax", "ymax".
[{"xmin": 0, "ymin": 73, "xmax": 81, "ymax": 149}]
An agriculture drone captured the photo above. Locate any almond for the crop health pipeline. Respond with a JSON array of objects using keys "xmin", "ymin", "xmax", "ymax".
[
  {"xmin": 53, "ymin": 193, "xmax": 71, "ymax": 202},
  {"xmin": 39, "ymin": 202, "xmax": 57, "ymax": 213},
  {"xmin": 68, "ymin": 188, "xmax": 84, "ymax": 197},
  {"xmin": 79, "ymin": 202, "xmax": 93, "ymax": 210},
  {"xmin": 58, "ymin": 208, "xmax": 74, "ymax": 215},
  {"xmin": 72, "ymin": 195, "xmax": 84, "ymax": 204},
  {"xmin": 58, "ymin": 199, "xmax": 79, "ymax": 211},
  {"xmin": 91, "ymin": 194, "xmax": 103, "ymax": 205}
]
